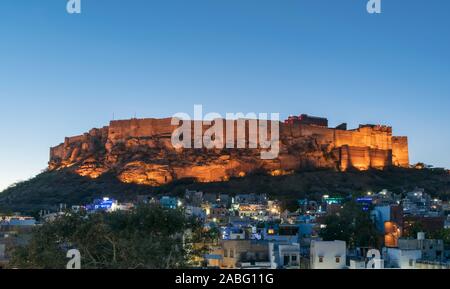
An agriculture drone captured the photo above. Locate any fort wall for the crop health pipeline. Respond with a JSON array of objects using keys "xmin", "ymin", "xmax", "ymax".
[
  {"xmin": 392, "ymin": 136, "xmax": 410, "ymax": 168},
  {"xmin": 108, "ymin": 118, "xmax": 175, "ymax": 141},
  {"xmin": 49, "ymin": 117, "xmax": 410, "ymax": 182}
]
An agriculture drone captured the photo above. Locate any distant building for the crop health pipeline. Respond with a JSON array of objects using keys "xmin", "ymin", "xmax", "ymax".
[
  {"xmin": 263, "ymin": 224, "xmax": 300, "ymax": 243},
  {"xmin": 402, "ymin": 188, "xmax": 433, "ymax": 216},
  {"xmin": 116, "ymin": 203, "xmax": 134, "ymax": 211},
  {"xmin": 159, "ymin": 196, "xmax": 179, "ymax": 209},
  {"xmin": 269, "ymin": 242, "xmax": 300, "ymax": 269},
  {"xmin": 356, "ymin": 197, "xmax": 373, "ymax": 211},
  {"xmin": 371, "ymin": 204, "xmax": 403, "ymax": 247},
  {"xmin": 209, "ymin": 206, "xmax": 229, "ymax": 223},
  {"xmin": 384, "ymin": 221, "xmax": 402, "ymax": 248},
  {"xmin": 384, "ymin": 247, "xmax": 421, "ymax": 269},
  {"xmin": 185, "ymin": 205, "xmax": 206, "ymax": 220},
  {"xmin": 284, "ymin": 114, "xmax": 328, "ymax": 127},
  {"xmin": 384, "ymin": 232, "xmax": 445, "ymax": 268},
  {"xmin": 398, "ymin": 232, "xmax": 445, "ymax": 262},
  {"xmin": 366, "ymin": 189, "xmax": 400, "ymax": 206},
  {"xmin": 298, "ymin": 223, "xmax": 315, "ymax": 239},
  {"xmin": 415, "ymin": 260, "xmax": 450, "ymax": 269},
  {"xmin": 310, "ymin": 240, "xmax": 347, "ymax": 269},
  {"xmin": 221, "ymin": 227, "xmax": 246, "ymax": 240},
  {"xmin": 185, "ymin": 189, "xmax": 203, "ymax": 206},
  {"xmin": 0, "ymin": 216, "xmax": 37, "ymax": 269},
  {"xmin": 349, "ymin": 259, "xmax": 366, "ymax": 269},
  {"xmin": 237, "ymin": 204, "xmax": 266, "ymax": 220},
  {"xmin": 220, "ymin": 240, "xmax": 270, "ymax": 269},
  {"xmin": 234, "ymin": 194, "xmax": 268, "ymax": 205},
  {"xmin": 0, "ymin": 216, "xmax": 36, "ymax": 227},
  {"xmin": 85, "ymin": 197, "xmax": 118, "ymax": 212},
  {"xmin": 203, "ymin": 193, "xmax": 218, "ymax": 204},
  {"xmin": 217, "ymin": 194, "xmax": 231, "ymax": 207}
]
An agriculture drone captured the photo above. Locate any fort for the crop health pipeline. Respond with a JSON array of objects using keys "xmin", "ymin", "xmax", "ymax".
[{"xmin": 49, "ymin": 114, "xmax": 409, "ymax": 186}]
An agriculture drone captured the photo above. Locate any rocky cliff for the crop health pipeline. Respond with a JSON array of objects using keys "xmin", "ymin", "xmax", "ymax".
[{"xmin": 49, "ymin": 117, "xmax": 409, "ymax": 186}]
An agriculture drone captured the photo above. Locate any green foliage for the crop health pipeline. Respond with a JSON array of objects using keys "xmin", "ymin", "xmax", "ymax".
[
  {"xmin": 403, "ymin": 221, "xmax": 426, "ymax": 238},
  {"xmin": 319, "ymin": 202, "xmax": 380, "ymax": 249},
  {"xmin": 9, "ymin": 205, "xmax": 201, "ymax": 269},
  {"xmin": 430, "ymin": 229, "xmax": 450, "ymax": 247},
  {"xmin": 0, "ymin": 171, "xmax": 155, "ymax": 213}
]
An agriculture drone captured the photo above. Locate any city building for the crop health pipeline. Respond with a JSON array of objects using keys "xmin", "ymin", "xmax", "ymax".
[
  {"xmin": 185, "ymin": 205, "xmax": 206, "ymax": 220},
  {"xmin": 159, "ymin": 196, "xmax": 180, "ymax": 210},
  {"xmin": 402, "ymin": 188, "xmax": 432, "ymax": 216},
  {"xmin": 234, "ymin": 194, "xmax": 268, "ymax": 205},
  {"xmin": 398, "ymin": 232, "xmax": 445, "ymax": 262},
  {"xmin": 371, "ymin": 204, "xmax": 403, "ymax": 247},
  {"xmin": 310, "ymin": 240, "xmax": 347, "ymax": 269},
  {"xmin": 220, "ymin": 240, "xmax": 270, "ymax": 269},
  {"xmin": 383, "ymin": 247, "xmax": 421, "ymax": 269},
  {"xmin": 284, "ymin": 114, "xmax": 328, "ymax": 127},
  {"xmin": 85, "ymin": 197, "xmax": 119, "ymax": 212},
  {"xmin": 263, "ymin": 224, "xmax": 300, "ymax": 243},
  {"xmin": 269, "ymin": 242, "xmax": 301, "ymax": 269},
  {"xmin": 185, "ymin": 189, "xmax": 204, "ymax": 206}
]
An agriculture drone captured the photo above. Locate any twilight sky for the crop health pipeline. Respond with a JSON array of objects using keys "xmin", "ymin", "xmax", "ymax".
[{"xmin": 0, "ymin": 0, "xmax": 449, "ymax": 191}]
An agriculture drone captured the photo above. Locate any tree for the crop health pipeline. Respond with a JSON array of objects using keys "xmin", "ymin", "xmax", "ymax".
[
  {"xmin": 403, "ymin": 221, "xmax": 426, "ymax": 238},
  {"xmin": 320, "ymin": 201, "xmax": 380, "ymax": 249},
  {"xmin": 429, "ymin": 228, "xmax": 450, "ymax": 247},
  {"xmin": 9, "ymin": 204, "xmax": 202, "ymax": 269}
]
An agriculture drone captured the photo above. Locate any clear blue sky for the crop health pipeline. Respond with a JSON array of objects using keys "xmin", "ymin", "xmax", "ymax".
[{"xmin": 0, "ymin": 0, "xmax": 449, "ymax": 191}]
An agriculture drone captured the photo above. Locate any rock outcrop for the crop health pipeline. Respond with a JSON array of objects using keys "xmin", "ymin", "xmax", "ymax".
[{"xmin": 49, "ymin": 117, "xmax": 409, "ymax": 186}]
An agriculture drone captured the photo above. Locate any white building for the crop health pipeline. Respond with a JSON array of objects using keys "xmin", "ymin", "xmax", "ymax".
[
  {"xmin": 349, "ymin": 259, "xmax": 366, "ymax": 269},
  {"xmin": 269, "ymin": 242, "xmax": 300, "ymax": 269},
  {"xmin": 397, "ymin": 232, "xmax": 444, "ymax": 262},
  {"xmin": 229, "ymin": 231, "xmax": 245, "ymax": 240},
  {"xmin": 384, "ymin": 247, "xmax": 421, "ymax": 269},
  {"xmin": 310, "ymin": 240, "xmax": 347, "ymax": 269}
]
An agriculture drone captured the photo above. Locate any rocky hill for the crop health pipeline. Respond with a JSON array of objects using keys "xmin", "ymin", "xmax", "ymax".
[
  {"xmin": 1, "ymin": 115, "xmax": 435, "ymax": 214},
  {"xmin": 48, "ymin": 116, "xmax": 410, "ymax": 186}
]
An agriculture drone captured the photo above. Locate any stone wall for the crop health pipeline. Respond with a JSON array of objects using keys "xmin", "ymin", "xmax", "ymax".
[{"xmin": 392, "ymin": 136, "xmax": 410, "ymax": 168}]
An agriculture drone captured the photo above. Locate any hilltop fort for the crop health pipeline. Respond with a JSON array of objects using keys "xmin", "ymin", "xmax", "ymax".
[{"xmin": 49, "ymin": 114, "xmax": 409, "ymax": 186}]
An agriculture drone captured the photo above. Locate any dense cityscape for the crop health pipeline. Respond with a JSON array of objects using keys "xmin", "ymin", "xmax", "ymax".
[{"xmin": 2, "ymin": 179, "xmax": 450, "ymax": 269}]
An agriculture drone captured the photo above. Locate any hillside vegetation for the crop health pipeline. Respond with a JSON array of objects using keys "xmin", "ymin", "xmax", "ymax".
[{"xmin": 0, "ymin": 168, "xmax": 449, "ymax": 214}]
